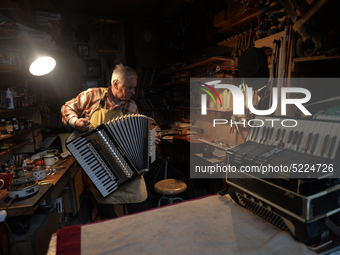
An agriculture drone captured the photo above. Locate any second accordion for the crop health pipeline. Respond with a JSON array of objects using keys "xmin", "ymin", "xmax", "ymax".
[{"xmin": 66, "ymin": 114, "xmax": 157, "ymax": 197}]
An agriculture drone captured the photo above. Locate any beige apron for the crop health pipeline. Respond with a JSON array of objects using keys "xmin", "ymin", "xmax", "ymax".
[{"xmin": 88, "ymin": 94, "xmax": 147, "ymax": 204}]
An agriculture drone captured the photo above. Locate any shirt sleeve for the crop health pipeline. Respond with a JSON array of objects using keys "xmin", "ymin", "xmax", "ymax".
[{"xmin": 60, "ymin": 90, "xmax": 93, "ymax": 126}]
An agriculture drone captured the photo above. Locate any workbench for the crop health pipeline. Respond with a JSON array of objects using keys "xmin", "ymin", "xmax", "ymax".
[
  {"xmin": 0, "ymin": 157, "xmax": 77, "ymax": 216},
  {"xmin": 0, "ymin": 157, "xmax": 83, "ymax": 255}
]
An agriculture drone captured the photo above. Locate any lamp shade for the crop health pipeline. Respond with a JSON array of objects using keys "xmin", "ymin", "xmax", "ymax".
[{"xmin": 29, "ymin": 56, "xmax": 56, "ymax": 76}]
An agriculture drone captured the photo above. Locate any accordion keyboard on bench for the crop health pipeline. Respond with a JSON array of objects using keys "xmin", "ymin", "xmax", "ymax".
[
  {"xmin": 226, "ymin": 116, "xmax": 340, "ymax": 245},
  {"xmin": 67, "ymin": 114, "xmax": 157, "ymax": 197}
]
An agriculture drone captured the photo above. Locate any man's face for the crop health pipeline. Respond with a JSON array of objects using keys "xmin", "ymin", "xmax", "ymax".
[{"xmin": 112, "ymin": 77, "xmax": 137, "ymax": 101}]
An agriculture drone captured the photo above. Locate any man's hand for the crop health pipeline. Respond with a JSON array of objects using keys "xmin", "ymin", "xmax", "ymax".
[
  {"xmin": 155, "ymin": 132, "xmax": 162, "ymax": 145},
  {"xmin": 154, "ymin": 126, "xmax": 162, "ymax": 145},
  {"xmin": 75, "ymin": 118, "xmax": 91, "ymax": 132}
]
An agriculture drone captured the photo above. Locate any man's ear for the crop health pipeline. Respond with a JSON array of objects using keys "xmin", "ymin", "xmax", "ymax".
[{"xmin": 112, "ymin": 79, "xmax": 118, "ymax": 89}]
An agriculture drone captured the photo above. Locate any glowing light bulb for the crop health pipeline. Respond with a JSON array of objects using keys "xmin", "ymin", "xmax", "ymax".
[{"xmin": 29, "ymin": 56, "xmax": 56, "ymax": 76}]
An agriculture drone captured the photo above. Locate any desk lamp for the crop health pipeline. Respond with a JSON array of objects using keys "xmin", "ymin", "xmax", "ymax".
[{"xmin": 29, "ymin": 56, "xmax": 56, "ymax": 76}]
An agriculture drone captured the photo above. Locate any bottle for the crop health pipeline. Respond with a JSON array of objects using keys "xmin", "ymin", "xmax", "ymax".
[
  {"xmin": 18, "ymin": 117, "xmax": 25, "ymax": 130},
  {"xmin": 22, "ymin": 116, "xmax": 27, "ymax": 129},
  {"xmin": 6, "ymin": 119, "xmax": 13, "ymax": 134},
  {"xmin": 12, "ymin": 117, "xmax": 19, "ymax": 133},
  {"xmin": 0, "ymin": 119, "xmax": 6, "ymax": 134},
  {"xmin": 5, "ymin": 88, "xmax": 14, "ymax": 109},
  {"xmin": 0, "ymin": 140, "xmax": 8, "ymax": 150}
]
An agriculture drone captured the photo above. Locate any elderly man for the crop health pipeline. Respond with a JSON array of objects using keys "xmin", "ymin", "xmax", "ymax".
[{"xmin": 61, "ymin": 64, "xmax": 157, "ymax": 219}]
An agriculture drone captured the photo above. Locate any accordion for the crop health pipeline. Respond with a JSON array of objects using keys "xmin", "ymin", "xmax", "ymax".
[
  {"xmin": 226, "ymin": 115, "xmax": 340, "ymax": 245},
  {"xmin": 66, "ymin": 114, "xmax": 157, "ymax": 197}
]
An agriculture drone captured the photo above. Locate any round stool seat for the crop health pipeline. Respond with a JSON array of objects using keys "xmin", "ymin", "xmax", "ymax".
[{"xmin": 154, "ymin": 179, "xmax": 187, "ymax": 195}]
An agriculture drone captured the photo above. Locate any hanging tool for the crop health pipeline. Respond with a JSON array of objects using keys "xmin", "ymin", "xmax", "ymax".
[{"xmin": 279, "ymin": 0, "xmax": 330, "ymax": 42}]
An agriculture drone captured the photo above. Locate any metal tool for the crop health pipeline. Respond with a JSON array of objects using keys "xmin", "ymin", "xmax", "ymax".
[{"xmin": 279, "ymin": 0, "xmax": 330, "ymax": 42}]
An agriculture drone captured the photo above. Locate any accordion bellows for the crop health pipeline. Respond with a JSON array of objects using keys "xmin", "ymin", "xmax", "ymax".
[{"xmin": 66, "ymin": 114, "xmax": 157, "ymax": 197}]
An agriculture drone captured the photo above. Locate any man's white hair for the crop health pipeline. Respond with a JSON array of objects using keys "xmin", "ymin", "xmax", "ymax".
[{"xmin": 111, "ymin": 64, "xmax": 137, "ymax": 85}]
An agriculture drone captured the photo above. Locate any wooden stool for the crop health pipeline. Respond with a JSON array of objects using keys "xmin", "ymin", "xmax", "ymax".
[{"xmin": 154, "ymin": 179, "xmax": 187, "ymax": 207}]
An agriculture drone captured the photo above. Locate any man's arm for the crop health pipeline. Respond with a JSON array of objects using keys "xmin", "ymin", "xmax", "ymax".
[{"xmin": 60, "ymin": 90, "xmax": 92, "ymax": 131}]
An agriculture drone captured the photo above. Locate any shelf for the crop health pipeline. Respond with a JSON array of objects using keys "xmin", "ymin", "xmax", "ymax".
[
  {"xmin": 0, "ymin": 63, "xmax": 29, "ymax": 75},
  {"xmin": 293, "ymin": 55, "xmax": 340, "ymax": 63},
  {"xmin": 291, "ymin": 55, "xmax": 340, "ymax": 73},
  {"xmin": 0, "ymin": 126, "xmax": 40, "ymax": 141},
  {"xmin": 0, "ymin": 106, "xmax": 36, "ymax": 113},
  {"xmin": 170, "ymin": 57, "xmax": 234, "ymax": 73},
  {"xmin": 0, "ymin": 141, "xmax": 30, "ymax": 156},
  {"xmin": 0, "ymin": 0, "xmax": 59, "ymax": 40},
  {"xmin": 218, "ymin": 28, "xmax": 258, "ymax": 48},
  {"xmin": 0, "ymin": 28, "xmax": 23, "ymax": 45},
  {"xmin": 0, "ymin": 0, "xmax": 41, "ymax": 30},
  {"xmin": 218, "ymin": 11, "xmax": 259, "ymax": 34}
]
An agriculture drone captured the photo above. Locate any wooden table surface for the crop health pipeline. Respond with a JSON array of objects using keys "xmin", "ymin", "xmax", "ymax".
[{"xmin": 0, "ymin": 157, "xmax": 76, "ymax": 216}]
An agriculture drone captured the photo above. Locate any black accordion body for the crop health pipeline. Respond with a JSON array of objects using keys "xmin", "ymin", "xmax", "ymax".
[
  {"xmin": 66, "ymin": 114, "xmax": 157, "ymax": 197},
  {"xmin": 226, "ymin": 115, "xmax": 340, "ymax": 245}
]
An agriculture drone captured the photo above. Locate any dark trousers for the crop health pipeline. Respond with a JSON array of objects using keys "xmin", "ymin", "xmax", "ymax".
[{"xmin": 97, "ymin": 201, "xmax": 147, "ymax": 220}]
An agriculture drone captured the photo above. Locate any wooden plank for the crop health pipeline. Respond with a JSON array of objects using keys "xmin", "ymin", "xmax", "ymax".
[
  {"xmin": 0, "ymin": 141, "xmax": 30, "ymax": 156},
  {"xmin": 255, "ymin": 31, "xmax": 285, "ymax": 48},
  {"xmin": 293, "ymin": 55, "xmax": 340, "ymax": 63},
  {"xmin": 291, "ymin": 55, "xmax": 340, "ymax": 73},
  {"xmin": 218, "ymin": 12, "xmax": 259, "ymax": 34}
]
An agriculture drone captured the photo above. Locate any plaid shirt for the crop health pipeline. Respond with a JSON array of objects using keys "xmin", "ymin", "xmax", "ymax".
[{"xmin": 61, "ymin": 86, "xmax": 138, "ymax": 126}]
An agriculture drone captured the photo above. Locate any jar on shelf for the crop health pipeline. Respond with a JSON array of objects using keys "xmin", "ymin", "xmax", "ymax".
[
  {"xmin": 0, "ymin": 140, "xmax": 9, "ymax": 150},
  {"xmin": 29, "ymin": 96, "xmax": 36, "ymax": 106},
  {"xmin": 14, "ymin": 96, "xmax": 21, "ymax": 108},
  {"xmin": 18, "ymin": 117, "xmax": 25, "ymax": 130},
  {"xmin": 21, "ymin": 94, "xmax": 29, "ymax": 107},
  {"xmin": 12, "ymin": 117, "xmax": 19, "ymax": 133},
  {"xmin": 26, "ymin": 120, "xmax": 33, "ymax": 129},
  {"xmin": 1, "ymin": 119, "xmax": 6, "ymax": 134},
  {"xmin": 6, "ymin": 120, "xmax": 13, "ymax": 134}
]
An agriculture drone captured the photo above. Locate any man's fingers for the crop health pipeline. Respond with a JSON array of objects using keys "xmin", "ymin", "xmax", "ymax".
[{"xmin": 76, "ymin": 118, "xmax": 90, "ymax": 132}]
